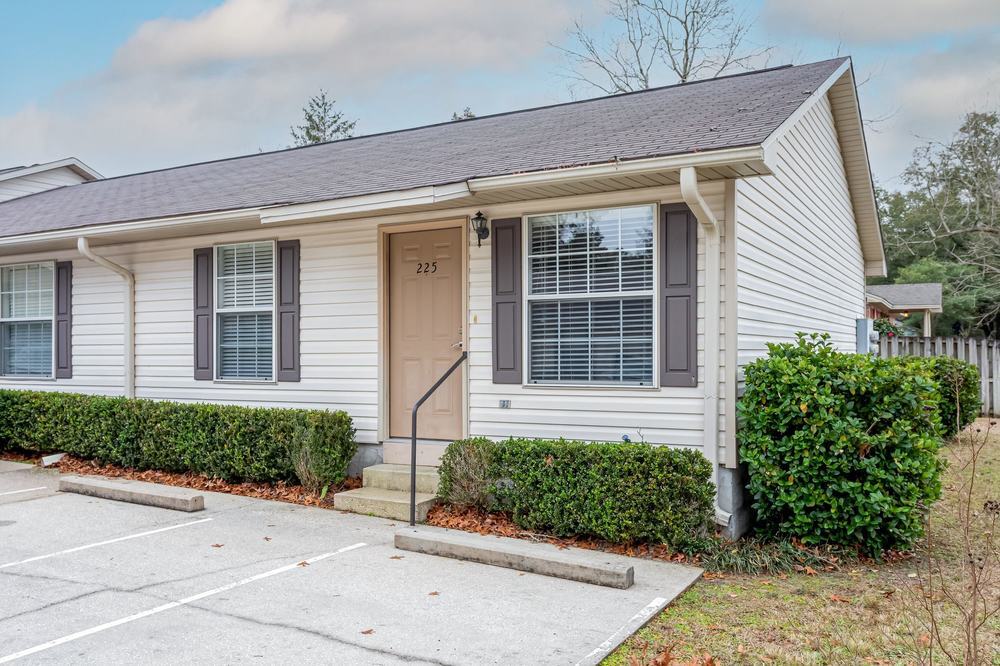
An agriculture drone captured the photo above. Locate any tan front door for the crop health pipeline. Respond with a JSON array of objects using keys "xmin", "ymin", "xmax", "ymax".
[{"xmin": 388, "ymin": 227, "xmax": 464, "ymax": 440}]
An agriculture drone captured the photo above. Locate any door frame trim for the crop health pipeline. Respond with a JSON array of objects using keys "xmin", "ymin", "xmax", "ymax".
[{"xmin": 377, "ymin": 217, "xmax": 469, "ymax": 443}]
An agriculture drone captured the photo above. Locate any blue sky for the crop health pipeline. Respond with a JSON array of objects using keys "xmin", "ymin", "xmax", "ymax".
[{"xmin": 1, "ymin": 0, "xmax": 998, "ymax": 187}]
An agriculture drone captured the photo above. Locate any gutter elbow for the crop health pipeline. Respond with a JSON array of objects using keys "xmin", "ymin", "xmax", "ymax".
[{"xmin": 679, "ymin": 166, "xmax": 719, "ymax": 233}]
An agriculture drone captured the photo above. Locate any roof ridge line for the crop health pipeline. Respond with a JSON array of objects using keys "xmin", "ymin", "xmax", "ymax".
[{"xmin": 79, "ymin": 58, "xmax": 847, "ymax": 185}]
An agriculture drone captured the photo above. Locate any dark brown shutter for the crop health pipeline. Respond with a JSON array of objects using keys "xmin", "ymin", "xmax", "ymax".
[
  {"xmin": 54, "ymin": 261, "xmax": 73, "ymax": 378},
  {"xmin": 491, "ymin": 217, "xmax": 522, "ymax": 384},
  {"xmin": 660, "ymin": 204, "xmax": 698, "ymax": 387},
  {"xmin": 276, "ymin": 239, "xmax": 300, "ymax": 382},
  {"xmin": 193, "ymin": 247, "xmax": 214, "ymax": 380}
]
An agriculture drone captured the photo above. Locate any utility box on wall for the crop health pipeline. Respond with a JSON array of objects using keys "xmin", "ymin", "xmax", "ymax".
[{"xmin": 856, "ymin": 318, "xmax": 877, "ymax": 354}]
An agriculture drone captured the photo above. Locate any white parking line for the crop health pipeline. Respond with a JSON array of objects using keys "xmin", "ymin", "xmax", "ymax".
[
  {"xmin": 575, "ymin": 596, "xmax": 668, "ymax": 666},
  {"xmin": 0, "ymin": 518, "xmax": 214, "ymax": 570},
  {"xmin": 0, "ymin": 487, "xmax": 47, "ymax": 497},
  {"xmin": 0, "ymin": 542, "xmax": 368, "ymax": 664}
]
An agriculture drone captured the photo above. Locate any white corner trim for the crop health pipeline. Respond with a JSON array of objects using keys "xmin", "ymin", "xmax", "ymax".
[
  {"xmin": 469, "ymin": 146, "xmax": 767, "ymax": 192},
  {"xmin": 260, "ymin": 182, "xmax": 472, "ymax": 225}
]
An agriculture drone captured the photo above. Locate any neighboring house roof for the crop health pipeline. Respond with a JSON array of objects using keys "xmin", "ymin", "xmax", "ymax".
[
  {"xmin": 0, "ymin": 158, "xmax": 103, "ymax": 185},
  {"xmin": 0, "ymin": 58, "xmax": 852, "ymax": 240},
  {"xmin": 866, "ymin": 283, "xmax": 943, "ymax": 313}
]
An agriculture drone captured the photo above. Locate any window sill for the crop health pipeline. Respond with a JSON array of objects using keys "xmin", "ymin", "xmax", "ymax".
[
  {"xmin": 520, "ymin": 382, "xmax": 661, "ymax": 391},
  {"xmin": 0, "ymin": 376, "xmax": 55, "ymax": 382},
  {"xmin": 212, "ymin": 379, "xmax": 278, "ymax": 386}
]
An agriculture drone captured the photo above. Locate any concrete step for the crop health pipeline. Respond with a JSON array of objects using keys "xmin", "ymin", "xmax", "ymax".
[
  {"xmin": 363, "ymin": 464, "xmax": 439, "ymax": 494},
  {"xmin": 395, "ymin": 525, "xmax": 636, "ymax": 589},
  {"xmin": 382, "ymin": 438, "xmax": 450, "ymax": 466},
  {"xmin": 333, "ymin": 487, "xmax": 437, "ymax": 522},
  {"xmin": 59, "ymin": 475, "xmax": 205, "ymax": 512}
]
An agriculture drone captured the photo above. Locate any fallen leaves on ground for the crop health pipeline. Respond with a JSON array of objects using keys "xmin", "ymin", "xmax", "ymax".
[
  {"xmin": 40, "ymin": 454, "xmax": 361, "ymax": 507},
  {"xmin": 211, "ymin": 543, "xmax": 224, "ymax": 548},
  {"xmin": 361, "ymin": 629, "xmax": 374, "ymax": 635},
  {"xmin": 389, "ymin": 555, "xmax": 404, "ymax": 560},
  {"xmin": 829, "ymin": 594, "xmax": 852, "ymax": 603},
  {"xmin": 425, "ymin": 504, "xmax": 692, "ymax": 565},
  {"xmin": 297, "ymin": 561, "xmax": 309, "ymax": 567},
  {"xmin": 428, "ymin": 591, "xmax": 439, "ymax": 596}
]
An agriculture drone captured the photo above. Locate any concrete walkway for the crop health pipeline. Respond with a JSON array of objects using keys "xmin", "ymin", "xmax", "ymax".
[{"xmin": 0, "ymin": 466, "xmax": 700, "ymax": 665}]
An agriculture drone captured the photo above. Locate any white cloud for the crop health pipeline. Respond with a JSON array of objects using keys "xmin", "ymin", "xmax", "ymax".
[
  {"xmin": 0, "ymin": 0, "xmax": 584, "ymax": 175},
  {"xmin": 763, "ymin": 0, "xmax": 1000, "ymax": 42},
  {"xmin": 857, "ymin": 32, "xmax": 1000, "ymax": 184}
]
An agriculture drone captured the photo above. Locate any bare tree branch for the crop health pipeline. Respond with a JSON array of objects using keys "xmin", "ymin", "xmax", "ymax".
[{"xmin": 552, "ymin": 0, "xmax": 773, "ymax": 94}]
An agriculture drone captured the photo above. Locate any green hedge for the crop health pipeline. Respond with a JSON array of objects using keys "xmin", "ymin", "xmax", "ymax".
[
  {"xmin": 738, "ymin": 334, "xmax": 944, "ymax": 554},
  {"xmin": 0, "ymin": 390, "xmax": 356, "ymax": 489},
  {"xmin": 893, "ymin": 356, "xmax": 981, "ymax": 436},
  {"xmin": 439, "ymin": 437, "xmax": 715, "ymax": 549}
]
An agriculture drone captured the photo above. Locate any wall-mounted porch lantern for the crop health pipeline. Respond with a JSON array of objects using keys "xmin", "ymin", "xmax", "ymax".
[{"xmin": 471, "ymin": 211, "xmax": 490, "ymax": 247}]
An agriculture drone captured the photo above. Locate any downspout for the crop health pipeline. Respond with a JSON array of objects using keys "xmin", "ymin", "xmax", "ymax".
[
  {"xmin": 679, "ymin": 167, "xmax": 729, "ymax": 527},
  {"xmin": 77, "ymin": 238, "xmax": 135, "ymax": 398}
]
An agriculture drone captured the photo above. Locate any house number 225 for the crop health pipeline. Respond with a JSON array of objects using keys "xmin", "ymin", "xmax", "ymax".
[{"xmin": 416, "ymin": 262, "xmax": 438, "ymax": 274}]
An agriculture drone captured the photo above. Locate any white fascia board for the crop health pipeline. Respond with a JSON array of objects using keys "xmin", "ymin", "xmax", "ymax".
[
  {"xmin": 468, "ymin": 146, "xmax": 768, "ymax": 192},
  {"xmin": 259, "ymin": 182, "xmax": 472, "ymax": 225},
  {"xmin": 0, "ymin": 157, "xmax": 103, "ymax": 183},
  {"xmin": 0, "ymin": 207, "xmax": 263, "ymax": 250},
  {"xmin": 759, "ymin": 59, "xmax": 851, "ymax": 165}
]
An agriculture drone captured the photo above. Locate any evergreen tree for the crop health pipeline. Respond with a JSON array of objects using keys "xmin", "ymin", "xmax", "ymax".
[{"xmin": 290, "ymin": 90, "xmax": 357, "ymax": 146}]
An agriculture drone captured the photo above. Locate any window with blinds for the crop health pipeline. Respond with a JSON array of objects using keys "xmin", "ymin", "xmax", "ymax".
[
  {"xmin": 215, "ymin": 242, "xmax": 275, "ymax": 380},
  {"xmin": 0, "ymin": 263, "xmax": 55, "ymax": 377},
  {"xmin": 526, "ymin": 205, "xmax": 655, "ymax": 386}
]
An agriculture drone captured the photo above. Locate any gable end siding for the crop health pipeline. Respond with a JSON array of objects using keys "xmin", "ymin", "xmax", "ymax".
[{"xmin": 735, "ymin": 92, "xmax": 865, "ymax": 373}]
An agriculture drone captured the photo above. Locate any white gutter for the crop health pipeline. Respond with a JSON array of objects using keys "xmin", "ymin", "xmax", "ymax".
[
  {"xmin": 0, "ymin": 208, "xmax": 263, "ymax": 251},
  {"xmin": 77, "ymin": 238, "xmax": 135, "ymax": 398},
  {"xmin": 260, "ymin": 182, "xmax": 471, "ymax": 225},
  {"xmin": 469, "ymin": 146, "xmax": 767, "ymax": 191},
  {"xmin": 679, "ymin": 166, "xmax": 728, "ymax": 527}
]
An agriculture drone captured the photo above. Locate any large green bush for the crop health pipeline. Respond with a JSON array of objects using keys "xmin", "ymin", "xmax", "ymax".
[
  {"xmin": 0, "ymin": 390, "xmax": 356, "ymax": 487},
  {"xmin": 439, "ymin": 437, "xmax": 714, "ymax": 549},
  {"xmin": 893, "ymin": 356, "xmax": 981, "ymax": 436},
  {"xmin": 738, "ymin": 333, "xmax": 944, "ymax": 554}
]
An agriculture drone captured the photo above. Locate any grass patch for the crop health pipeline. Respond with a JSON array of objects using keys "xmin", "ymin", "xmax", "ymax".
[{"xmin": 606, "ymin": 420, "xmax": 1000, "ymax": 664}]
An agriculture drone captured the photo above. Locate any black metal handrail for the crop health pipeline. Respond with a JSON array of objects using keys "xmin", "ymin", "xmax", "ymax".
[{"xmin": 410, "ymin": 351, "xmax": 468, "ymax": 526}]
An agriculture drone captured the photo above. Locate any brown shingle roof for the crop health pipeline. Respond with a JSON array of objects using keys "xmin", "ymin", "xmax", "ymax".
[{"xmin": 0, "ymin": 58, "xmax": 848, "ymax": 239}]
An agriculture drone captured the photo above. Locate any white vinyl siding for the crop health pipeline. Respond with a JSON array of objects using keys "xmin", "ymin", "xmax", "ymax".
[
  {"xmin": 0, "ymin": 167, "xmax": 89, "ymax": 203},
  {"xmin": 0, "ymin": 185, "xmax": 729, "ymax": 451},
  {"xmin": 736, "ymin": 92, "xmax": 865, "ymax": 371},
  {"xmin": 525, "ymin": 205, "xmax": 656, "ymax": 386},
  {"xmin": 0, "ymin": 262, "xmax": 54, "ymax": 377},
  {"xmin": 215, "ymin": 242, "xmax": 275, "ymax": 381}
]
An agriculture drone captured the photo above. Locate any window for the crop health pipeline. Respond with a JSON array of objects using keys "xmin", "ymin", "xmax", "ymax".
[
  {"xmin": 526, "ymin": 205, "xmax": 655, "ymax": 386},
  {"xmin": 0, "ymin": 263, "xmax": 54, "ymax": 378},
  {"xmin": 215, "ymin": 242, "xmax": 274, "ymax": 380}
]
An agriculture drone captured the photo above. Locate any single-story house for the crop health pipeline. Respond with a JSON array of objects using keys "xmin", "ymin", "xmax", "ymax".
[
  {"xmin": 866, "ymin": 283, "xmax": 943, "ymax": 336},
  {"xmin": 0, "ymin": 57, "xmax": 883, "ymax": 537}
]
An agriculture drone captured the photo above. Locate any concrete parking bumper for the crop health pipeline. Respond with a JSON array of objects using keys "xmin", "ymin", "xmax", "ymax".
[
  {"xmin": 59, "ymin": 475, "xmax": 205, "ymax": 512},
  {"xmin": 395, "ymin": 525, "xmax": 638, "ymax": 589}
]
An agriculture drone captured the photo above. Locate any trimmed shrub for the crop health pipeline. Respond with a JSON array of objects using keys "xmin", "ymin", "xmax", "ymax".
[
  {"xmin": 0, "ymin": 390, "xmax": 356, "ymax": 487},
  {"xmin": 439, "ymin": 437, "xmax": 714, "ymax": 549},
  {"xmin": 894, "ymin": 356, "xmax": 981, "ymax": 436},
  {"xmin": 738, "ymin": 333, "xmax": 944, "ymax": 554}
]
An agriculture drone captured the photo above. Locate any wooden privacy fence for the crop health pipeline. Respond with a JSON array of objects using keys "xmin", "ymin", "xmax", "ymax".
[{"xmin": 877, "ymin": 337, "xmax": 998, "ymax": 416}]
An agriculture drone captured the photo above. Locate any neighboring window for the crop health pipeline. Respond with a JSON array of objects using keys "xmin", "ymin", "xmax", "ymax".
[
  {"xmin": 526, "ymin": 205, "xmax": 655, "ymax": 385},
  {"xmin": 215, "ymin": 242, "xmax": 274, "ymax": 380},
  {"xmin": 0, "ymin": 263, "xmax": 54, "ymax": 378}
]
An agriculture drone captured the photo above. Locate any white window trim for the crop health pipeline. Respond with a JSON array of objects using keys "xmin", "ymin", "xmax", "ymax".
[
  {"xmin": 0, "ymin": 260, "xmax": 56, "ymax": 380},
  {"xmin": 520, "ymin": 203, "xmax": 660, "ymax": 389},
  {"xmin": 212, "ymin": 241, "xmax": 277, "ymax": 383}
]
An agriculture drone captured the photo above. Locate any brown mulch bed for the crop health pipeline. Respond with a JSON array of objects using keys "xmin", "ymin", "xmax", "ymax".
[
  {"xmin": 425, "ymin": 504, "xmax": 695, "ymax": 565},
  {"xmin": 0, "ymin": 450, "xmax": 361, "ymax": 508}
]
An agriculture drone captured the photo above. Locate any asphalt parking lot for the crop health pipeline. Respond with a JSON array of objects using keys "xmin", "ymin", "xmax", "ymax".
[{"xmin": 0, "ymin": 461, "xmax": 699, "ymax": 665}]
